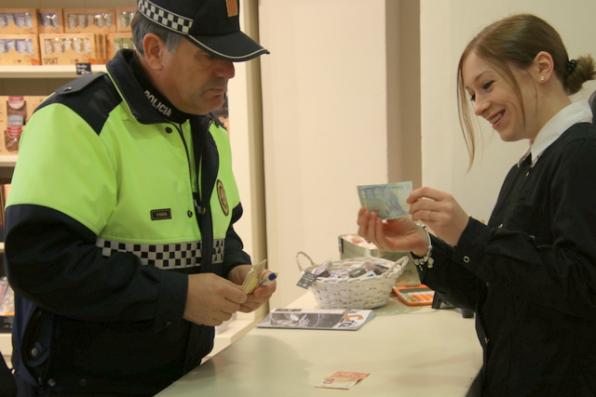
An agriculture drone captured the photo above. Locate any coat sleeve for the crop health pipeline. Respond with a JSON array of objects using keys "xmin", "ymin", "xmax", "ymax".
[
  {"xmin": 453, "ymin": 138, "xmax": 596, "ymax": 320},
  {"xmin": 5, "ymin": 205, "xmax": 187, "ymax": 330},
  {"xmin": 417, "ymin": 233, "xmax": 485, "ymax": 311}
]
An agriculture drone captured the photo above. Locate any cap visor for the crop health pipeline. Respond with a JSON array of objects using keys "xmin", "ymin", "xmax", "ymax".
[{"xmin": 187, "ymin": 31, "xmax": 269, "ymax": 62}]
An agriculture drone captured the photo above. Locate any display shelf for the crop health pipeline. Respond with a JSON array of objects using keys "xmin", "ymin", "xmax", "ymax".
[
  {"xmin": 0, "ymin": 156, "xmax": 17, "ymax": 182},
  {"xmin": 0, "ymin": 333, "xmax": 10, "ymax": 358},
  {"xmin": 0, "ymin": 65, "xmax": 107, "ymax": 79},
  {"xmin": 0, "ymin": 155, "xmax": 17, "ymax": 168}
]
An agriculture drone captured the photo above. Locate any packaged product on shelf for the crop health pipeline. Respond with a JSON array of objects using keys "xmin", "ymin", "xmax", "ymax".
[
  {"xmin": 0, "ymin": 278, "xmax": 15, "ymax": 331},
  {"xmin": 38, "ymin": 8, "xmax": 64, "ymax": 34},
  {"xmin": 39, "ymin": 33, "xmax": 106, "ymax": 65},
  {"xmin": 0, "ymin": 8, "xmax": 38, "ymax": 34},
  {"xmin": 0, "ymin": 98, "xmax": 5, "ymax": 132},
  {"xmin": 0, "ymin": 95, "xmax": 45, "ymax": 154},
  {"xmin": 116, "ymin": 7, "xmax": 136, "ymax": 32},
  {"xmin": 107, "ymin": 32, "xmax": 133, "ymax": 60},
  {"xmin": 0, "ymin": 33, "xmax": 40, "ymax": 65},
  {"xmin": 4, "ymin": 96, "xmax": 27, "ymax": 152},
  {"xmin": 2, "ymin": 184, "xmax": 11, "ymax": 202},
  {"xmin": 63, "ymin": 8, "xmax": 116, "ymax": 34}
]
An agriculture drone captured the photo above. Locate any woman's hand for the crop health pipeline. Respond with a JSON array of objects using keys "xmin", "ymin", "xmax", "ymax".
[
  {"xmin": 408, "ymin": 186, "xmax": 469, "ymax": 246},
  {"xmin": 357, "ymin": 208, "xmax": 429, "ymax": 256}
]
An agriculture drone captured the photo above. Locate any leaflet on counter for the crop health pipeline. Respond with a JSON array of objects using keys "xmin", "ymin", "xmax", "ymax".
[{"xmin": 257, "ymin": 308, "xmax": 374, "ymax": 331}]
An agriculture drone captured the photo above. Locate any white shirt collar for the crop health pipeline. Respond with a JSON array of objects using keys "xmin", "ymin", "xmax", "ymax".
[{"xmin": 518, "ymin": 101, "xmax": 593, "ymax": 167}]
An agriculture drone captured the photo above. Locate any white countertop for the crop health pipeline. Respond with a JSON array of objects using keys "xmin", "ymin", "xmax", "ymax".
[{"xmin": 157, "ymin": 293, "xmax": 482, "ymax": 397}]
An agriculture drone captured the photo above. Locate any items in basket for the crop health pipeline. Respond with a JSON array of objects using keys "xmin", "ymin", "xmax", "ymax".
[
  {"xmin": 296, "ymin": 252, "xmax": 408, "ymax": 309},
  {"xmin": 309, "ymin": 260, "xmax": 391, "ymax": 281}
]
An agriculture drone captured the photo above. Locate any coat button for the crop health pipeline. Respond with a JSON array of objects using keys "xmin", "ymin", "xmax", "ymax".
[
  {"xmin": 463, "ymin": 256, "xmax": 470, "ymax": 263},
  {"xmin": 165, "ymin": 127, "xmax": 172, "ymax": 133},
  {"xmin": 187, "ymin": 210, "xmax": 193, "ymax": 217},
  {"xmin": 48, "ymin": 379, "xmax": 56, "ymax": 387},
  {"xmin": 79, "ymin": 378, "xmax": 88, "ymax": 387},
  {"xmin": 498, "ymin": 223, "xmax": 503, "ymax": 228}
]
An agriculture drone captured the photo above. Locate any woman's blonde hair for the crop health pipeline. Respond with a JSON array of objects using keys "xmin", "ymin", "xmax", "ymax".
[{"xmin": 456, "ymin": 14, "xmax": 596, "ymax": 165}]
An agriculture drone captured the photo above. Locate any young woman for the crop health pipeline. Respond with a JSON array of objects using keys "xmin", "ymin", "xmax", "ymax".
[{"xmin": 358, "ymin": 14, "xmax": 596, "ymax": 397}]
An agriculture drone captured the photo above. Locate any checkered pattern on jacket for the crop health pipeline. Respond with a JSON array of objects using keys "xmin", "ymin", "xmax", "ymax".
[{"xmin": 96, "ymin": 238, "xmax": 225, "ymax": 269}]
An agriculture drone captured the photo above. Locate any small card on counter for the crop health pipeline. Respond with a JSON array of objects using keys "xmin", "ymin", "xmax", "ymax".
[
  {"xmin": 257, "ymin": 308, "xmax": 374, "ymax": 331},
  {"xmin": 315, "ymin": 371, "xmax": 369, "ymax": 390}
]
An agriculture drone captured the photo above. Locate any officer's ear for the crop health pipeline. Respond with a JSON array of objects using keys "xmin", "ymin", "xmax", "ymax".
[{"xmin": 142, "ymin": 33, "xmax": 167, "ymax": 71}]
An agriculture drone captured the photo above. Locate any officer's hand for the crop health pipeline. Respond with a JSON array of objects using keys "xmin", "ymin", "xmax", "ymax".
[
  {"xmin": 183, "ymin": 273, "xmax": 247, "ymax": 326},
  {"xmin": 228, "ymin": 265, "xmax": 277, "ymax": 313}
]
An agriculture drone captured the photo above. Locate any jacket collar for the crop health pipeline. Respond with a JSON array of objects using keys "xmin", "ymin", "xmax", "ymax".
[
  {"xmin": 106, "ymin": 49, "xmax": 192, "ymax": 124},
  {"xmin": 518, "ymin": 100, "xmax": 593, "ymax": 168}
]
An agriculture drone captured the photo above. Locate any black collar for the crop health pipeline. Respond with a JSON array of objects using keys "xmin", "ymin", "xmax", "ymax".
[{"xmin": 106, "ymin": 49, "xmax": 193, "ymax": 124}]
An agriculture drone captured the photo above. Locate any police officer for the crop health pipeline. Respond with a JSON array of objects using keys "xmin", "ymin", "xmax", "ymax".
[{"xmin": 4, "ymin": 1, "xmax": 275, "ymax": 395}]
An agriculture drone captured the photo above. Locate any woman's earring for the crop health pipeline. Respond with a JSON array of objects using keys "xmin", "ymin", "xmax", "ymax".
[{"xmin": 540, "ymin": 76, "xmax": 545, "ymax": 82}]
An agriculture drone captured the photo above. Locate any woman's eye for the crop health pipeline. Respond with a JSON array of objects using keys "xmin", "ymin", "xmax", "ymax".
[{"xmin": 482, "ymin": 81, "xmax": 494, "ymax": 91}]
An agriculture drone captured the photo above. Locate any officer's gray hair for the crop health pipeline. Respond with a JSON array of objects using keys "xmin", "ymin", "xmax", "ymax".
[{"xmin": 131, "ymin": 12, "xmax": 183, "ymax": 54}]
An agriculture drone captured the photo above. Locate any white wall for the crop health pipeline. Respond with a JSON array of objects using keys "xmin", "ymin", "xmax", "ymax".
[
  {"xmin": 256, "ymin": 0, "xmax": 596, "ymax": 309},
  {"xmin": 227, "ymin": 0, "xmax": 268, "ymax": 322},
  {"xmin": 259, "ymin": 0, "xmax": 391, "ymax": 308},
  {"xmin": 421, "ymin": 0, "xmax": 596, "ymax": 223}
]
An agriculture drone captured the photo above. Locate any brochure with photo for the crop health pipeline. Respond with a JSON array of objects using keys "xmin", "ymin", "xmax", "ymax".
[{"xmin": 257, "ymin": 308, "xmax": 374, "ymax": 331}]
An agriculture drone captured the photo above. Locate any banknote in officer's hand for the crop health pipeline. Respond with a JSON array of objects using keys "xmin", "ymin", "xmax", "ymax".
[{"xmin": 357, "ymin": 181, "xmax": 412, "ymax": 219}]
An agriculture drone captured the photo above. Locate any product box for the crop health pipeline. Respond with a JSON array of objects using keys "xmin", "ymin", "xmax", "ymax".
[
  {"xmin": 106, "ymin": 32, "xmax": 133, "ymax": 59},
  {"xmin": 39, "ymin": 33, "xmax": 106, "ymax": 65},
  {"xmin": 63, "ymin": 8, "xmax": 116, "ymax": 34},
  {"xmin": 0, "ymin": 95, "xmax": 45, "ymax": 154},
  {"xmin": 38, "ymin": 8, "xmax": 64, "ymax": 34},
  {"xmin": 115, "ymin": 7, "xmax": 136, "ymax": 32},
  {"xmin": 0, "ymin": 33, "xmax": 40, "ymax": 65},
  {"xmin": 0, "ymin": 8, "xmax": 38, "ymax": 34}
]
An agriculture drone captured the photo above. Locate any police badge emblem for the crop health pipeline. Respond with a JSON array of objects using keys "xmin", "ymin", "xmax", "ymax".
[{"xmin": 216, "ymin": 179, "xmax": 229, "ymax": 216}]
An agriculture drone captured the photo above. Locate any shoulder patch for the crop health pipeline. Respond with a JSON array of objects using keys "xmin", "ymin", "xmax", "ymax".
[
  {"xmin": 55, "ymin": 72, "xmax": 107, "ymax": 96},
  {"xmin": 37, "ymin": 72, "xmax": 122, "ymax": 135}
]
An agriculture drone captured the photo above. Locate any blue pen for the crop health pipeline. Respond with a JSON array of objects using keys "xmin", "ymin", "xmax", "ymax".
[{"xmin": 258, "ymin": 272, "xmax": 278, "ymax": 286}]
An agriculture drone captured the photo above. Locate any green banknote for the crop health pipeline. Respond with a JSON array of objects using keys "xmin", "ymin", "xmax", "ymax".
[{"xmin": 357, "ymin": 181, "xmax": 412, "ymax": 219}]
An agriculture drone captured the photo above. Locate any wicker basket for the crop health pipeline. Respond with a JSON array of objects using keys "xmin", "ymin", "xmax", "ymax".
[{"xmin": 296, "ymin": 252, "xmax": 409, "ymax": 309}]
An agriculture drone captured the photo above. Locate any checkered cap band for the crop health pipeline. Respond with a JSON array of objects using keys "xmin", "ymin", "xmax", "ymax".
[
  {"xmin": 97, "ymin": 238, "xmax": 225, "ymax": 269},
  {"xmin": 138, "ymin": 0, "xmax": 193, "ymax": 35}
]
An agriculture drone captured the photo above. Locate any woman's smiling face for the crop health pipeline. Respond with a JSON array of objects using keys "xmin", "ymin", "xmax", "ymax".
[{"xmin": 462, "ymin": 50, "xmax": 541, "ymax": 143}]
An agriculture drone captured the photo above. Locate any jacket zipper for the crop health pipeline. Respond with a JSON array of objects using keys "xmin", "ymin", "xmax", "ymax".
[{"xmin": 170, "ymin": 122, "xmax": 203, "ymax": 215}]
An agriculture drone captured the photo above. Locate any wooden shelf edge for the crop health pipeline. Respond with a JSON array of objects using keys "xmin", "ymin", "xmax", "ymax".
[
  {"xmin": 0, "ymin": 155, "xmax": 17, "ymax": 167},
  {"xmin": 0, "ymin": 65, "xmax": 107, "ymax": 79},
  {"xmin": 0, "ymin": 332, "xmax": 11, "ymax": 357}
]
